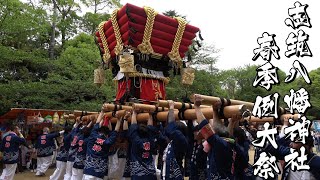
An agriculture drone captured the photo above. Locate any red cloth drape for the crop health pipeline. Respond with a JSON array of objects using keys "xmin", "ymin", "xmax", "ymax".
[
  {"xmin": 116, "ymin": 79, "xmax": 131, "ymax": 101},
  {"xmin": 139, "ymin": 79, "xmax": 166, "ymax": 101},
  {"xmin": 115, "ymin": 78, "xmax": 166, "ymax": 102}
]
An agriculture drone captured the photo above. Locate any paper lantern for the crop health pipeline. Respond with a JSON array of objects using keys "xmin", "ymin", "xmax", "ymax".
[
  {"xmin": 59, "ymin": 113, "xmax": 66, "ymax": 126},
  {"xmin": 181, "ymin": 68, "xmax": 195, "ymax": 85},
  {"xmin": 119, "ymin": 52, "xmax": 136, "ymax": 73},
  {"xmin": 53, "ymin": 112, "xmax": 59, "ymax": 125},
  {"xmin": 94, "ymin": 67, "xmax": 105, "ymax": 85}
]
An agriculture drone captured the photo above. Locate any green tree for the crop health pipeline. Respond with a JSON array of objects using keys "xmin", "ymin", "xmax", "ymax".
[
  {"xmin": 79, "ymin": 0, "xmax": 120, "ymax": 35},
  {"xmin": 81, "ymin": 0, "xmax": 121, "ymax": 13},
  {"xmin": 41, "ymin": 0, "xmax": 81, "ymax": 48},
  {"xmin": 163, "ymin": 10, "xmax": 186, "ymax": 19},
  {"xmin": 217, "ymin": 65, "xmax": 290, "ymax": 103},
  {"xmin": 166, "ymin": 70, "xmax": 223, "ymax": 101},
  {"xmin": 80, "ymin": 12, "xmax": 110, "ymax": 35},
  {"xmin": 0, "ymin": 0, "xmax": 50, "ymax": 49},
  {"xmin": 0, "ymin": 33, "xmax": 116, "ymax": 115},
  {"xmin": 295, "ymin": 68, "xmax": 320, "ymax": 119},
  {"xmin": 189, "ymin": 44, "xmax": 219, "ymax": 74}
]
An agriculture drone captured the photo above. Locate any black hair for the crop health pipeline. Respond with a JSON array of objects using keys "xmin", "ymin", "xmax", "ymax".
[
  {"xmin": 9, "ymin": 124, "xmax": 18, "ymax": 131},
  {"xmin": 99, "ymin": 126, "xmax": 110, "ymax": 136},
  {"xmin": 82, "ymin": 127, "xmax": 92, "ymax": 138},
  {"xmin": 233, "ymin": 127, "xmax": 247, "ymax": 145},
  {"xmin": 64, "ymin": 126, "xmax": 73, "ymax": 134},
  {"xmin": 305, "ymin": 134, "xmax": 314, "ymax": 148},
  {"xmin": 7, "ymin": 121, "xmax": 16, "ymax": 131},
  {"xmin": 138, "ymin": 124, "xmax": 149, "ymax": 138},
  {"xmin": 176, "ymin": 121, "xmax": 188, "ymax": 137},
  {"xmin": 212, "ymin": 119, "xmax": 229, "ymax": 138}
]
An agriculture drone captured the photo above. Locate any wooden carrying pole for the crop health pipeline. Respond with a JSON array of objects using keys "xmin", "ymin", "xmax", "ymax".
[
  {"xmin": 103, "ymin": 104, "xmax": 132, "ymax": 111},
  {"xmin": 73, "ymin": 110, "xmax": 98, "ymax": 117},
  {"xmin": 132, "ymin": 103, "xmax": 168, "ymax": 113},
  {"xmin": 104, "ymin": 105, "xmax": 247, "ymax": 122},
  {"xmin": 245, "ymin": 114, "xmax": 300, "ymax": 123},
  {"xmin": 157, "ymin": 100, "xmax": 210, "ymax": 109},
  {"xmin": 190, "ymin": 94, "xmax": 254, "ymax": 109},
  {"xmin": 189, "ymin": 94, "xmax": 296, "ymax": 115},
  {"xmin": 79, "ymin": 111, "xmax": 301, "ymax": 125},
  {"xmin": 103, "ymin": 104, "xmax": 168, "ymax": 112},
  {"xmin": 79, "ymin": 114, "xmax": 98, "ymax": 122}
]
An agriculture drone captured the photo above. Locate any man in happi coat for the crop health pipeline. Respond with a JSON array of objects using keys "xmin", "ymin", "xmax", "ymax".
[
  {"xmin": 0, "ymin": 125, "xmax": 27, "ymax": 180},
  {"xmin": 82, "ymin": 104, "xmax": 121, "ymax": 180},
  {"xmin": 35, "ymin": 127, "xmax": 64, "ymax": 176},
  {"xmin": 64, "ymin": 119, "xmax": 83, "ymax": 180},
  {"xmin": 188, "ymin": 120, "xmax": 207, "ymax": 180},
  {"xmin": 265, "ymin": 117, "xmax": 320, "ymax": 180},
  {"xmin": 50, "ymin": 126, "xmax": 72, "ymax": 180},
  {"xmin": 70, "ymin": 121, "xmax": 93, "ymax": 180},
  {"xmin": 129, "ymin": 109, "xmax": 157, "ymax": 180},
  {"xmin": 193, "ymin": 94, "xmax": 246, "ymax": 180},
  {"xmin": 162, "ymin": 100, "xmax": 189, "ymax": 180}
]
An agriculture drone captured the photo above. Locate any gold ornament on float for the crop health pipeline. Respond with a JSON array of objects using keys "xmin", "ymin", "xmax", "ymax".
[
  {"xmin": 94, "ymin": 66, "xmax": 105, "ymax": 86},
  {"xmin": 181, "ymin": 67, "xmax": 195, "ymax": 85},
  {"xmin": 119, "ymin": 51, "xmax": 136, "ymax": 73}
]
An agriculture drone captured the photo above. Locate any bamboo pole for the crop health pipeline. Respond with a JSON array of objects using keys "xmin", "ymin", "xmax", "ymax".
[
  {"xmin": 104, "ymin": 105, "xmax": 246, "ymax": 122},
  {"xmin": 132, "ymin": 103, "xmax": 168, "ymax": 112},
  {"xmin": 280, "ymin": 113, "xmax": 300, "ymax": 121},
  {"xmin": 190, "ymin": 94, "xmax": 254, "ymax": 109},
  {"xmin": 73, "ymin": 110, "xmax": 98, "ymax": 117},
  {"xmin": 103, "ymin": 103, "xmax": 168, "ymax": 113},
  {"xmin": 80, "ymin": 114, "xmax": 99, "ymax": 122},
  {"xmin": 245, "ymin": 116, "xmax": 275, "ymax": 123},
  {"xmin": 244, "ymin": 114, "xmax": 300, "ymax": 123},
  {"xmin": 103, "ymin": 104, "xmax": 132, "ymax": 112},
  {"xmin": 157, "ymin": 100, "xmax": 210, "ymax": 109},
  {"xmin": 189, "ymin": 94, "xmax": 298, "ymax": 115},
  {"xmin": 74, "ymin": 108, "xmax": 301, "ymax": 126}
]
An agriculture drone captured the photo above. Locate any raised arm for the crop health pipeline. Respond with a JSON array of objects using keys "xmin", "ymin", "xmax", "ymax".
[
  {"xmin": 228, "ymin": 115, "xmax": 240, "ymax": 137},
  {"xmin": 148, "ymin": 113, "xmax": 153, "ymax": 126},
  {"xmin": 122, "ymin": 110, "xmax": 131, "ymax": 131},
  {"xmin": 194, "ymin": 94, "xmax": 206, "ymax": 124},
  {"xmin": 167, "ymin": 100, "xmax": 175, "ymax": 123},
  {"xmin": 15, "ymin": 130, "xmax": 27, "ymax": 146},
  {"xmin": 123, "ymin": 118, "xmax": 128, "ymax": 131},
  {"xmin": 194, "ymin": 94, "xmax": 221, "ymax": 140},
  {"xmin": 131, "ymin": 109, "xmax": 137, "ymax": 124},
  {"xmin": 96, "ymin": 103, "xmax": 107, "ymax": 126},
  {"xmin": 114, "ymin": 112, "xmax": 122, "ymax": 132},
  {"xmin": 73, "ymin": 119, "xmax": 80, "ymax": 129},
  {"xmin": 280, "ymin": 117, "xmax": 289, "ymax": 138},
  {"xmin": 87, "ymin": 120, "xmax": 93, "ymax": 128}
]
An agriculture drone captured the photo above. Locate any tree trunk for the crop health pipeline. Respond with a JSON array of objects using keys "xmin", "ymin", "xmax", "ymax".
[
  {"xmin": 49, "ymin": 1, "xmax": 57, "ymax": 60},
  {"xmin": 61, "ymin": 12, "xmax": 67, "ymax": 47},
  {"xmin": 61, "ymin": 29, "xmax": 66, "ymax": 47}
]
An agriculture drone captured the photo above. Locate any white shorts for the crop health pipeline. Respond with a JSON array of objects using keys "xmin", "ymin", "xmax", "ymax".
[{"xmin": 82, "ymin": 174, "xmax": 103, "ymax": 180}]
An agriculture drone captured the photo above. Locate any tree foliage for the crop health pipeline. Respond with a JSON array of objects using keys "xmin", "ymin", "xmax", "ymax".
[{"xmin": 0, "ymin": 0, "xmax": 50, "ymax": 49}]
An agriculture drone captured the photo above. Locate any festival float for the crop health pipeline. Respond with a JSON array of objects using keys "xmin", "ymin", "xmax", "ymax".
[{"xmin": 90, "ymin": 3, "xmax": 299, "ymax": 124}]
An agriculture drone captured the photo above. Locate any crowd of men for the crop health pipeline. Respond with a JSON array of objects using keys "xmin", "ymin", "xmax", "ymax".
[{"xmin": 1, "ymin": 94, "xmax": 320, "ymax": 180}]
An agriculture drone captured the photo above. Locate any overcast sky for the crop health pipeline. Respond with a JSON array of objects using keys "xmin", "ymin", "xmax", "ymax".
[{"xmin": 119, "ymin": 0, "xmax": 320, "ymax": 74}]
